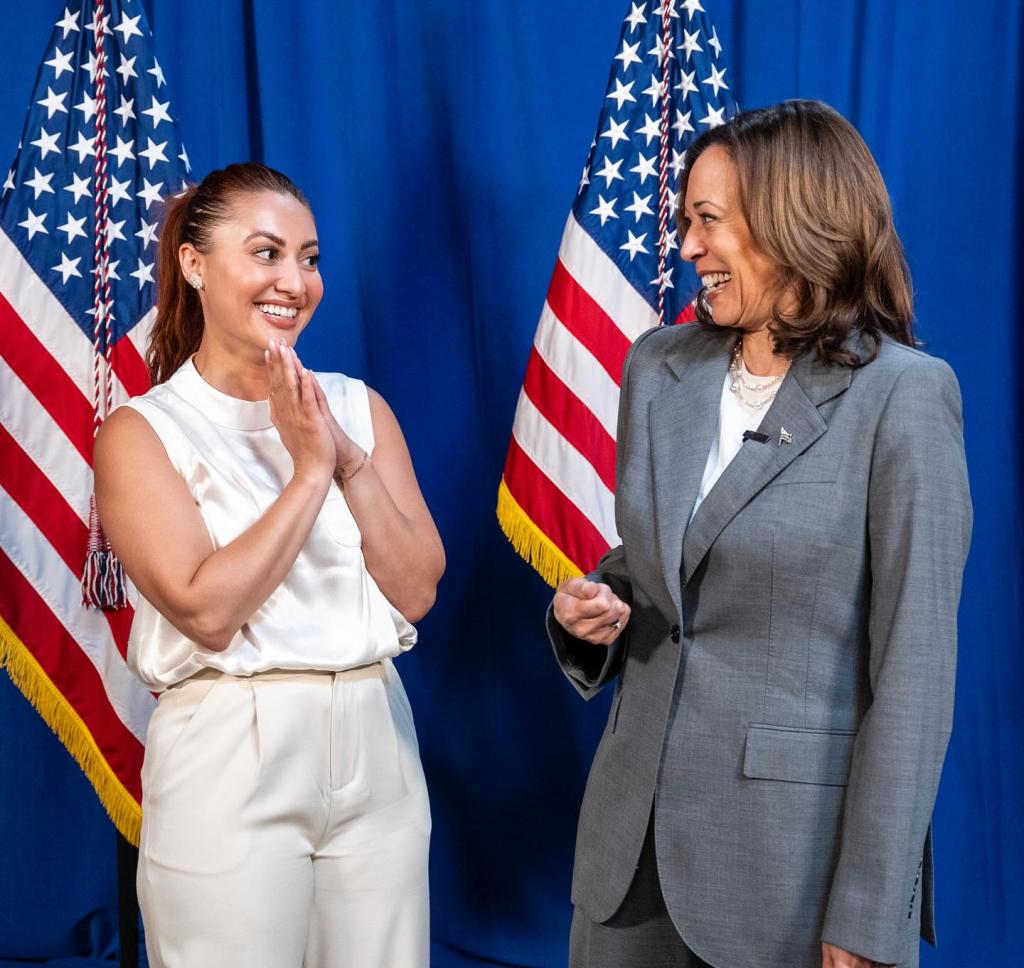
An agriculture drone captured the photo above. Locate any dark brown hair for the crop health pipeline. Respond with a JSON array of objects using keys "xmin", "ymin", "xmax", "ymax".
[
  {"xmin": 679, "ymin": 100, "xmax": 914, "ymax": 366},
  {"xmin": 148, "ymin": 163, "xmax": 311, "ymax": 384}
]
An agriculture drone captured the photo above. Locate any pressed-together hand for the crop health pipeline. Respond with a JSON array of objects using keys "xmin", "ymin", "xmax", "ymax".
[
  {"xmin": 553, "ymin": 577, "xmax": 630, "ymax": 646},
  {"xmin": 310, "ymin": 375, "xmax": 365, "ymax": 478},
  {"xmin": 822, "ymin": 942, "xmax": 890, "ymax": 968},
  {"xmin": 265, "ymin": 339, "xmax": 335, "ymax": 483}
]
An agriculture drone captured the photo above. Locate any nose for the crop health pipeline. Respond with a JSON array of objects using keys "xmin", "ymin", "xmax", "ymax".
[
  {"xmin": 273, "ymin": 257, "xmax": 305, "ymax": 299},
  {"xmin": 680, "ymin": 220, "xmax": 706, "ymax": 264}
]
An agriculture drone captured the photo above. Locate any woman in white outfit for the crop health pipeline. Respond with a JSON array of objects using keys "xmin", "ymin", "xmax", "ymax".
[{"xmin": 94, "ymin": 162, "xmax": 444, "ymax": 967}]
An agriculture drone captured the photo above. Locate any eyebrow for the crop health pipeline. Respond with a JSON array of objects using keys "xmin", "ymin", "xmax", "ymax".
[
  {"xmin": 691, "ymin": 199, "xmax": 723, "ymax": 209},
  {"xmin": 243, "ymin": 230, "xmax": 319, "ymax": 250}
]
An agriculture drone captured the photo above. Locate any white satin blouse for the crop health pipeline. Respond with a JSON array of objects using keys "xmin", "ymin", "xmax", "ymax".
[{"xmin": 121, "ymin": 357, "xmax": 416, "ymax": 691}]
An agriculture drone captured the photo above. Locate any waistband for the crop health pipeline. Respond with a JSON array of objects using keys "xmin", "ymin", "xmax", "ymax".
[{"xmin": 169, "ymin": 662, "xmax": 385, "ymax": 689}]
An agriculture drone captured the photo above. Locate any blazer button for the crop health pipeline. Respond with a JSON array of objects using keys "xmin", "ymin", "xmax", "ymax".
[{"xmin": 670, "ymin": 625, "xmax": 680, "ymax": 643}]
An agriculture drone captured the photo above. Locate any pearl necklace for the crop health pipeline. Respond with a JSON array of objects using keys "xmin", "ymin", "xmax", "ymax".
[{"xmin": 728, "ymin": 340, "xmax": 789, "ymax": 411}]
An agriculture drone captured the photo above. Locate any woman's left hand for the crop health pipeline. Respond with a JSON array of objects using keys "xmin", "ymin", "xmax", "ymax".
[
  {"xmin": 311, "ymin": 377, "xmax": 365, "ymax": 478},
  {"xmin": 822, "ymin": 943, "xmax": 890, "ymax": 968}
]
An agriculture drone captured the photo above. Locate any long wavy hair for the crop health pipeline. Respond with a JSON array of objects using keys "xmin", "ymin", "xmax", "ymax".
[
  {"xmin": 148, "ymin": 163, "xmax": 310, "ymax": 385},
  {"xmin": 679, "ymin": 100, "xmax": 915, "ymax": 366}
]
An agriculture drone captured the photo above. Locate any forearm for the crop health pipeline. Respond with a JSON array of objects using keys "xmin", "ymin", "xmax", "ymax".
[
  {"xmin": 340, "ymin": 459, "xmax": 444, "ymax": 621},
  {"xmin": 175, "ymin": 472, "xmax": 332, "ymax": 649}
]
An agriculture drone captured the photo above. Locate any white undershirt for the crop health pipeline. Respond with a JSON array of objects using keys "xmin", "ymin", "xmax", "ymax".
[{"xmin": 690, "ymin": 358, "xmax": 782, "ymax": 521}]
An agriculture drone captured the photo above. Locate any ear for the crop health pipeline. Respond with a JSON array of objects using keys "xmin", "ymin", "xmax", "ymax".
[{"xmin": 178, "ymin": 243, "xmax": 203, "ymax": 281}]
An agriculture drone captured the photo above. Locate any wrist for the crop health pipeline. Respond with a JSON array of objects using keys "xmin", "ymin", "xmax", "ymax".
[
  {"xmin": 291, "ymin": 460, "xmax": 333, "ymax": 490},
  {"xmin": 335, "ymin": 449, "xmax": 369, "ymax": 486}
]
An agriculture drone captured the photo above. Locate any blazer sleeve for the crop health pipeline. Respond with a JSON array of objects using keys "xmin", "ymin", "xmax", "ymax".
[
  {"xmin": 547, "ymin": 324, "xmax": 657, "ymax": 700},
  {"xmin": 546, "ymin": 543, "xmax": 633, "ymax": 699},
  {"xmin": 821, "ymin": 357, "xmax": 973, "ymax": 963}
]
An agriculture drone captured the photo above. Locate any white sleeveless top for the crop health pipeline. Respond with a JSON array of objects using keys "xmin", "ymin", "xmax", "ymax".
[{"xmin": 121, "ymin": 357, "xmax": 416, "ymax": 691}]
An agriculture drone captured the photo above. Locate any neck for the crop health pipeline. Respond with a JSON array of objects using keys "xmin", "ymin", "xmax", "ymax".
[
  {"xmin": 740, "ymin": 327, "xmax": 788, "ymax": 377},
  {"xmin": 192, "ymin": 333, "xmax": 270, "ymax": 401}
]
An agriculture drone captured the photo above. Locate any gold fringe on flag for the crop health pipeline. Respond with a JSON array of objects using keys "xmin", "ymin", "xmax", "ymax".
[
  {"xmin": 0, "ymin": 614, "xmax": 142, "ymax": 845},
  {"xmin": 496, "ymin": 478, "xmax": 583, "ymax": 589}
]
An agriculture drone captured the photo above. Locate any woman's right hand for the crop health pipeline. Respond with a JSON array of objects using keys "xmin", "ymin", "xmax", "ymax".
[
  {"xmin": 553, "ymin": 577, "xmax": 631, "ymax": 646},
  {"xmin": 265, "ymin": 339, "xmax": 335, "ymax": 484}
]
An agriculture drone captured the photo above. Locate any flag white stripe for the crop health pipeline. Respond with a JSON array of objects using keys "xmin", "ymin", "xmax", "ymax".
[
  {"xmin": 558, "ymin": 214, "xmax": 659, "ymax": 342},
  {"xmin": 533, "ymin": 303, "xmax": 621, "ymax": 439},
  {"xmin": 0, "ymin": 357, "xmax": 91, "ymax": 526},
  {"xmin": 0, "ymin": 230, "xmax": 133, "ymax": 407},
  {"xmin": 511, "ymin": 390, "xmax": 619, "ymax": 545},
  {"xmin": 128, "ymin": 305, "xmax": 156, "ymax": 364},
  {"xmin": 0, "ymin": 489, "xmax": 155, "ymax": 742}
]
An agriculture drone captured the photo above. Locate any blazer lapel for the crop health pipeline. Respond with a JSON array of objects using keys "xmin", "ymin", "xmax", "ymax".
[
  {"xmin": 649, "ymin": 328, "xmax": 733, "ymax": 616},
  {"xmin": 680, "ymin": 348, "xmax": 853, "ymax": 587}
]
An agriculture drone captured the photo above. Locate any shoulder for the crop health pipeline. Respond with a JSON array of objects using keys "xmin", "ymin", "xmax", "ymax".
[
  {"xmin": 314, "ymin": 370, "xmax": 379, "ymax": 452},
  {"xmin": 627, "ymin": 321, "xmax": 728, "ymax": 372},
  {"xmin": 98, "ymin": 373, "xmax": 203, "ymax": 472},
  {"xmin": 313, "ymin": 369, "xmax": 364, "ymax": 398},
  {"xmin": 631, "ymin": 319, "xmax": 720, "ymax": 356},
  {"xmin": 94, "ymin": 399, "xmax": 171, "ymax": 473},
  {"xmin": 102, "ymin": 379, "xmax": 179, "ymax": 438},
  {"xmin": 855, "ymin": 337, "xmax": 961, "ymax": 405}
]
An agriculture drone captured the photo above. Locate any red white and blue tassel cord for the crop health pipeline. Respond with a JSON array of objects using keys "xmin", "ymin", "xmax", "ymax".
[
  {"xmin": 82, "ymin": 0, "xmax": 129, "ymax": 610},
  {"xmin": 655, "ymin": 1, "xmax": 673, "ymax": 327}
]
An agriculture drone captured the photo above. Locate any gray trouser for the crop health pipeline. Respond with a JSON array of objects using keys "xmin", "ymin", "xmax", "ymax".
[{"xmin": 568, "ymin": 819, "xmax": 713, "ymax": 968}]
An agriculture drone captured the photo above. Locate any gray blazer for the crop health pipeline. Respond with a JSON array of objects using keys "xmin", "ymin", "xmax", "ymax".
[{"xmin": 549, "ymin": 323, "xmax": 972, "ymax": 968}]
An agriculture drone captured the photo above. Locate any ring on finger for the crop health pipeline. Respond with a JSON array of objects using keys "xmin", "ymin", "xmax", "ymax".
[{"xmin": 610, "ymin": 620, "xmax": 622, "ymax": 630}]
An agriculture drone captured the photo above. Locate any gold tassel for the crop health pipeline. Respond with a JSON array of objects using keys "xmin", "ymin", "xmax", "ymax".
[
  {"xmin": 0, "ymin": 614, "xmax": 142, "ymax": 845},
  {"xmin": 496, "ymin": 479, "xmax": 583, "ymax": 589}
]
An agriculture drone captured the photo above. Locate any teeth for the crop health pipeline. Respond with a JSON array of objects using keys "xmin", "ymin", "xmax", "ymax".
[
  {"xmin": 256, "ymin": 303, "xmax": 298, "ymax": 318},
  {"xmin": 700, "ymin": 272, "xmax": 731, "ymax": 288}
]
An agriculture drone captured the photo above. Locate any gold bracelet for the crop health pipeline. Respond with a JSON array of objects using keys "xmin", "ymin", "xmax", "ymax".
[{"xmin": 336, "ymin": 450, "xmax": 369, "ymax": 487}]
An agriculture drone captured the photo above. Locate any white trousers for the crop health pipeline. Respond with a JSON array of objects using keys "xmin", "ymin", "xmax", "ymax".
[{"xmin": 137, "ymin": 661, "xmax": 431, "ymax": 967}]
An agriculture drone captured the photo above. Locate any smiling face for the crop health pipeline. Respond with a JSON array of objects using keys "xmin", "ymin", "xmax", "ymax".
[
  {"xmin": 680, "ymin": 145, "xmax": 785, "ymax": 331},
  {"xmin": 179, "ymin": 190, "xmax": 322, "ymax": 358}
]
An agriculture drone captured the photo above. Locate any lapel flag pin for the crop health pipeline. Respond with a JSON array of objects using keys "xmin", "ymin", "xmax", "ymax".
[{"xmin": 779, "ymin": 427, "xmax": 794, "ymax": 446}]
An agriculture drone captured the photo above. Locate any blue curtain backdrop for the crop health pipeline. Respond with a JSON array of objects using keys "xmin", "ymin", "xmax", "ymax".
[{"xmin": 1, "ymin": 1, "xmax": 1021, "ymax": 965}]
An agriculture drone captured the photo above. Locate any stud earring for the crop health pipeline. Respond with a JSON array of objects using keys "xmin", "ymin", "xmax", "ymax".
[{"xmin": 188, "ymin": 274, "xmax": 204, "ymax": 291}]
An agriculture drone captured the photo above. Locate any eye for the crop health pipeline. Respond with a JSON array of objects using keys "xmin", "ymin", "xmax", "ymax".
[
  {"xmin": 700, "ymin": 212, "xmax": 716, "ymax": 224},
  {"xmin": 303, "ymin": 253, "xmax": 320, "ymax": 269},
  {"xmin": 254, "ymin": 246, "xmax": 278, "ymax": 261}
]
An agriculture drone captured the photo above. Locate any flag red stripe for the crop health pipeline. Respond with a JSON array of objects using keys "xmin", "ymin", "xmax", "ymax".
[
  {"xmin": 503, "ymin": 438, "xmax": 610, "ymax": 574},
  {"xmin": 0, "ymin": 549, "xmax": 143, "ymax": 800},
  {"xmin": 0, "ymin": 423, "xmax": 88, "ymax": 578},
  {"xmin": 547, "ymin": 260, "xmax": 632, "ymax": 386},
  {"xmin": 674, "ymin": 304, "xmax": 697, "ymax": 324},
  {"xmin": 0, "ymin": 293, "xmax": 94, "ymax": 464},
  {"xmin": 113, "ymin": 334, "xmax": 150, "ymax": 399},
  {"xmin": 0, "ymin": 425, "xmax": 133, "ymax": 659},
  {"xmin": 522, "ymin": 348, "xmax": 617, "ymax": 492}
]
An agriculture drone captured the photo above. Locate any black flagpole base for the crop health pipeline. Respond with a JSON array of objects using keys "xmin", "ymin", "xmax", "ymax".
[{"xmin": 117, "ymin": 831, "xmax": 139, "ymax": 968}]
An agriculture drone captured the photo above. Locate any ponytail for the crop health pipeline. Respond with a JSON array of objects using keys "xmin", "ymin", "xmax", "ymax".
[{"xmin": 147, "ymin": 188, "xmax": 203, "ymax": 384}]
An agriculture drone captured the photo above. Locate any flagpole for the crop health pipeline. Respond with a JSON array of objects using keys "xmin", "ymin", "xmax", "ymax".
[
  {"xmin": 117, "ymin": 832, "xmax": 140, "ymax": 968},
  {"xmin": 88, "ymin": 4, "xmax": 141, "ymax": 962}
]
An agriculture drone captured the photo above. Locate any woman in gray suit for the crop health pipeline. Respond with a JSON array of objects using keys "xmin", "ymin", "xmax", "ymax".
[{"xmin": 549, "ymin": 101, "xmax": 972, "ymax": 968}]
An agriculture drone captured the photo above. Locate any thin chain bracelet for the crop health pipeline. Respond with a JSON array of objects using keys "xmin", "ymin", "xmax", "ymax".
[{"xmin": 335, "ymin": 450, "xmax": 369, "ymax": 488}]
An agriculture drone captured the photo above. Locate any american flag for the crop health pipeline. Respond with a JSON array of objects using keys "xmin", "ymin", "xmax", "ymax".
[
  {"xmin": 0, "ymin": 0, "xmax": 190, "ymax": 842},
  {"xmin": 497, "ymin": 0, "xmax": 738, "ymax": 585}
]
